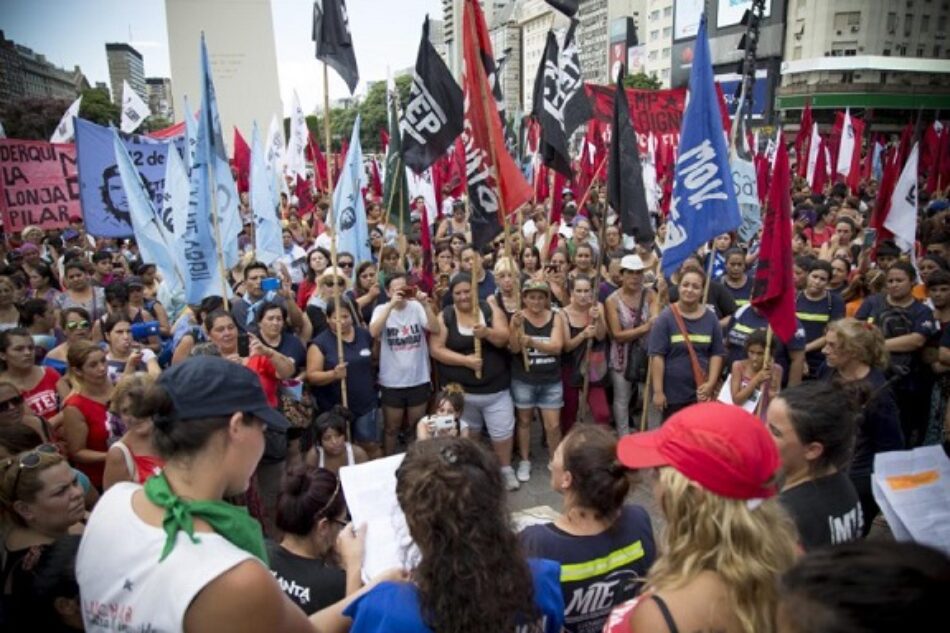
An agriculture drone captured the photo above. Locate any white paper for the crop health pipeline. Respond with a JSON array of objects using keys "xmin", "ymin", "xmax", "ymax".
[
  {"xmin": 872, "ymin": 445, "xmax": 950, "ymax": 555},
  {"xmin": 339, "ymin": 453, "xmax": 417, "ymax": 582}
]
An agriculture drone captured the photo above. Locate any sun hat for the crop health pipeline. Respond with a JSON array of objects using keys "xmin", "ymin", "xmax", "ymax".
[{"xmin": 620, "ymin": 254, "xmax": 646, "ymax": 272}]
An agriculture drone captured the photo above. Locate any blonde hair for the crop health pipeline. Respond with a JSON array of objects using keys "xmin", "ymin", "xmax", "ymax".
[
  {"xmin": 826, "ymin": 317, "xmax": 889, "ymax": 370},
  {"xmin": 492, "ymin": 256, "xmax": 520, "ymax": 278},
  {"xmin": 648, "ymin": 467, "xmax": 799, "ymax": 633},
  {"xmin": 111, "ymin": 374, "xmax": 157, "ymax": 425}
]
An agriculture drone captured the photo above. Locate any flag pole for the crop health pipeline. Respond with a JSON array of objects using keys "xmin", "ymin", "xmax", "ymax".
[
  {"xmin": 702, "ymin": 240, "xmax": 716, "ymax": 305},
  {"xmin": 755, "ymin": 326, "xmax": 773, "ymax": 417},
  {"xmin": 541, "ymin": 168, "xmax": 556, "ymax": 263},
  {"xmin": 323, "ymin": 62, "xmax": 349, "ymax": 421},
  {"xmin": 578, "ymin": 187, "xmax": 611, "ymax": 424},
  {"xmin": 640, "ymin": 359, "xmax": 652, "ymax": 432},
  {"xmin": 464, "ymin": 193, "xmax": 482, "ymax": 379},
  {"xmin": 576, "ymin": 156, "xmax": 608, "ymax": 214}
]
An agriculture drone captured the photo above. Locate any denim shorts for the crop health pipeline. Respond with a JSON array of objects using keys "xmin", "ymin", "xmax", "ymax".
[
  {"xmin": 352, "ymin": 408, "xmax": 380, "ymax": 444},
  {"xmin": 510, "ymin": 379, "xmax": 564, "ymax": 410}
]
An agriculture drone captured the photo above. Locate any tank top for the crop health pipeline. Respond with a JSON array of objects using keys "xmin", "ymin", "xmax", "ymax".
[
  {"xmin": 76, "ymin": 482, "xmax": 256, "ymax": 632},
  {"xmin": 317, "ymin": 443, "xmax": 356, "ymax": 468},
  {"xmin": 63, "ymin": 393, "xmax": 122, "ymax": 490},
  {"xmin": 609, "ymin": 290, "xmax": 648, "ymax": 372},
  {"xmin": 437, "ymin": 302, "xmax": 510, "ymax": 394},
  {"xmin": 110, "ymin": 440, "xmax": 164, "ymax": 484},
  {"xmin": 511, "ymin": 312, "xmax": 560, "ymax": 385},
  {"xmin": 20, "ymin": 366, "xmax": 61, "ymax": 420}
]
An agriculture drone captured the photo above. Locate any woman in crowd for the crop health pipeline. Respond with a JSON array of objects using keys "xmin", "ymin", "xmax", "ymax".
[
  {"xmin": 377, "ymin": 245, "xmax": 403, "ymax": 291},
  {"xmin": 521, "ymin": 424, "xmax": 656, "ymax": 633},
  {"xmin": 430, "ymin": 274, "xmax": 519, "ymax": 490},
  {"xmin": 492, "ymin": 256, "xmax": 521, "ymax": 318},
  {"xmin": 448, "ymin": 233, "xmax": 467, "ymax": 263},
  {"xmin": 726, "ymin": 328, "xmax": 782, "ymax": 416},
  {"xmin": 821, "ymin": 318, "xmax": 903, "ymax": 534},
  {"xmin": 567, "ymin": 216, "xmax": 598, "ymax": 261},
  {"xmin": 720, "ymin": 248, "xmax": 753, "ymax": 307},
  {"xmin": 255, "ymin": 302, "xmax": 307, "ymax": 375},
  {"xmin": 913, "ymin": 253, "xmax": 948, "ymax": 301},
  {"xmin": 416, "ymin": 383, "xmax": 465, "ymax": 440},
  {"xmin": 19, "ymin": 298, "xmax": 58, "ymax": 362},
  {"xmin": 102, "ymin": 374, "xmax": 163, "ymax": 489},
  {"xmin": 559, "ymin": 274, "xmax": 610, "ymax": 429},
  {"xmin": 127, "ymin": 275, "xmax": 171, "ymax": 338},
  {"xmin": 1, "ymin": 445, "xmax": 86, "ymax": 629},
  {"xmin": 803, "ymin": 204, "xmax": 836, "ymax": 249},
  {"xmin": 369, "ymin": 274, "xmax": 439, "ymax": 457},
  {"xmin": 307, "ymin": 268, "xmax": 360, "ymax": 337},
  {"xmin": 602, "ymin": 224, "xmax": 626, "ymax": 262},
  {"xmin": 305, "ymin": 408, "xmax": 369, "ymax": 474},
  {"xmin": 435, "ymin": 242, "xmax": 456, "ymax": 277},
  {"xmin": 436, "ymin": 200, "xmax": 472, "ymax": 242},
  {"xmin": 856, "ymin": 261, "xmax": 939, "ymax": 447},
  {"xmin": 102, "ymin": 314, "xmax": 161, "ymax": 383},
  {"xmin": 285, "ymin": 210, "xmax": 312, "ymax": 248},
  {"xmin": 25, "ymin": 261, "xmax": 61, "ymax": 306},
  {"xmin": 546, "ymin": 249, "xmax": 570, "ymax": 307},
  {"xmin": 606, "ymin": 403, "xmax": 799, "ymax": 633},
  {"xmin": 342, "ymin": 436, "xmax": 564, "ymax": 633},
  {"xmin": 307, "ymin": 301, "xmax": 379, "ymax": 459},
  {"xmin": 766, "ymin": 380, "xmax": 862, "ymax": 550},
  {"xmin": 510, "ymin": 280, "xmax": 564, "ymax": 482},
  {"xmin": 296, "ymin": 247, "xmax": 331, "ymax": 310},
  {"xmin": 648, "ymin": 266, "xmax": 726, "ymax": 420},
  {"xmin": 520, "ymin": 245, "xmax": 541, "ymax": 278},
  {"xmin": 348, "ymin": 262, "xmax": 381, "ymax": 327},
  {"xmin": 54, "ymin": 261, "xmax": 106, "ymax": 323},
  {"xmin": 828, "ymin": 256, "xmax": 851, "ymax": 297},
  {"xmin": 268, "ymin": 464, "xmax": 364, "ymax": 615},
  {"xmin": 42, "ymin": 307, "xmax": 92, "ymax": 377},
  {"xmin": 0, "ymin": 276, "xmax": 20, "ymax": 332},
  {"xmin": 605, "ymin": 255, "xmax": 656, "ymax": 436},
  {"xmin": 569, "ymin": 244, "xmax": 596, "ymax": 281},
  {"xmin": 168, "ymin": 295, "xmax": 224, "ymax": 364},
  {"xmin": 0, "ymin": 328, "xmax": 63, "ymax": 423},
  {"xmin": 705, "ymin": 233, "xmax": 735, "ymax": 280}
]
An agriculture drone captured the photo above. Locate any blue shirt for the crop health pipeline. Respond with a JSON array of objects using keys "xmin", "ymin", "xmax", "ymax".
[
  {"xmin": 725, "ymin": 304, "xmax": 806, "ymax": 387},
  {"xmin": 648, "ymin": 307, "xmax": 725, "ymax": 406},
  {"xmin": 343, "ymin": 558, "xmax": 564, "ymax": 633}
]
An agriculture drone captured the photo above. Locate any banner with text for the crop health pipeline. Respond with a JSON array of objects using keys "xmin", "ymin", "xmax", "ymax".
[{"xmin": 0, "ymin": 140, "xmax": 80, "ymax": 232}]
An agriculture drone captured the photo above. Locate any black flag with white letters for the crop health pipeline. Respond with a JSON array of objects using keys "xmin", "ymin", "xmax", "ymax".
[
  {"xmin": 544, "ymin": 0, "xmax": 578, "ymax": 17},
  {"xmin": 531, "ymin": 31, "xmax": 571, "ymax": 176},
  {"xmin": 559, "ymin": 19, "xmax": 592, "ymax": 137},
  {"xmin": 401, "ymin": 15, "xmax": 464, "ymax": 174},
  {"xmin": 313, "ymin": 0, "xmax": 359, "ymax": 94}
]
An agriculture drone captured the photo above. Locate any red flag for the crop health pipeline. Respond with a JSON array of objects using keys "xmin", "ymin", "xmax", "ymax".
[
  {"xmin": 811, "ymin": 137, "xmax": 830, "ymax": 194},
  {"xmin": 921, "ymin": 122, "xmax": 942, "ymax": 177},
  {"xmin": 751, "ymin": 139, "xmax": 796, "ymax": 343},
  {"xmin": 379, "ymin": 129, "xmax": 390, "ymax": 155},
  {"xmin": 925, "ymin": 123, "xmax": 950, "ymax": 194},
  {"xmin": 295, "ymin": 174, "xmax": 315, "ymax": 217},
  {"xmin": 794, "ymin": 101, "xmax": 813, "ymax": 178},
  {"xmin": 306, "ymin": 132, "xmax": 327, "ymax": 192},
  {"xmin": 870, "ymin": 146, "xmax": 901, "ymax": 243},
  {"xmin": 755, "ymin": 153, "xmax": 769, "ymax": 205},
  {"xmin": 232, "ymin": 127, "xmax": 251, "ymax": 194},
  {"xmin": 368, "ymin": 158, "xmax": 383, "ymax": 199},
  {"xmin": 843, "ymin": 116, "xmax": 865, "ymax": 193}
]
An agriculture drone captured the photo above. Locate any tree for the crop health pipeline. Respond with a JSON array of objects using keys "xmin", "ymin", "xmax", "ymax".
[
  {"xmin": 79, "ymin": 86, "xmax": 120, "ymax": 127},
  {"xmin": 0, "ymin": 97, "xmax": 71, "ymax": 140},
  {"xmin": 623, "ymin": 72, "xmax": 662, "ymax": 90},
  {"xmin": 143, "ymin": 115, "xmax": 172, "ymax": 133}
]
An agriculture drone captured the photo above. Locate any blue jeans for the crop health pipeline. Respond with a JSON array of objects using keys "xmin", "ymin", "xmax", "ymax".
[
  {"xmin": 352, "ymin": 408, "xmax": 380, "ymax": 444},
  {"xmin": 510, "ymin": 379, "xmax": 564, "ymax": 410}
]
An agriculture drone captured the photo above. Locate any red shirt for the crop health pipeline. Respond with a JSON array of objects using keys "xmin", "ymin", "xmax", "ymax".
[
  {"xmin": 245, "ymin": 355, "xmax": 279, "ymax": 407},
  {"xmin": 22, "ymin": 367, "xmax": 60, "ymax": 420},
  {"xmin": 63, "ymin": 393, "xmax": 115, "ymax": 489}
]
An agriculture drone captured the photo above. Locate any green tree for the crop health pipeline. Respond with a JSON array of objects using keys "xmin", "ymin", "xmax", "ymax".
[
  {"xmin": 623, "ymin": 72, "xmax": 662, "ymax": 90},
  {"xmin": 0, "ymin": 97, "xmax": 71, "ymax": 140},
  {"xmin": 143, "ymin": 115, "xmax": 172, "ymax": 133},
  {"xmin": 78, "ymin": 86, "xmax": 120, "ymax": 127},
  {"xmin": 357, "ymin": 74, "xmax": 411, "ymax": 153}
]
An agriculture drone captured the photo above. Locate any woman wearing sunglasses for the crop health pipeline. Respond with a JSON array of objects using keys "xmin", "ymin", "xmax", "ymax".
[
  {"xmin": 305, "ymin": 267, "xmax": 360, "ymax": 338},
  {"xmin": 0, "ymin": 444, "xmax": 86, "ymax": 629},
  {"xmin": 41, "ymin": 307, "xmax": 93, "ymax": 377},
  {"xmin": 0, "ymin": 381, "xmax": 52, "ymax": 444},
  {"xmin": 0, "ymin": 328, "xmax": 65, "ymax": 425}
]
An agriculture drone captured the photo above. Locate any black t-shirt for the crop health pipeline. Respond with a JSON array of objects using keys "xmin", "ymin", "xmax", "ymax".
[
  {"xmin": 520, "ymin": 505, "xmax": 656, "ymax": 633},
  {"xmin": 266, "ymin": 541, "xmax": 346, "ymax": 615},
  {"xmin": 779, "ymin": 471, "xmax": 863, "ymax": 551},
  {"xmin": 261, "ymin": 333, "xmax": 307, "ymax": 374},
  {"xmin": 668, "ymin": 279, "xmax": 737, "ymax": 319}
]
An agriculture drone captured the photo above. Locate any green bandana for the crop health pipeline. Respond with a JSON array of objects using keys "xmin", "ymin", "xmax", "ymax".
[{"xmin": 144, "ymin": 472, "xmax": 268, "ymax": 565}]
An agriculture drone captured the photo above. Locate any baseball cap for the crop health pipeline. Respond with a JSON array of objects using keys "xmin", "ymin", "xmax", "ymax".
[
  {"xmin": 125, "ymin": 276, "xmax": 145, "ymax": 289},
  {"xmin": 620, "ymin": 254, "xmax": 646, "ymax": 272},
  {"xmin": 617, "ymin": 402, "xmax": 780, "ymax": 501},
  {"xmin": 561, "ymin": 187, "xmax": 574, "ymax": 197},
  {"xmin": 62, "ymin": 229, "xmax": 80, "ymax": 241},
  {"xmin": 522, "ymin": 279, "xmax": 551, "ymax": 296},
  {"xmin": 156, "ymin": 356, "xmax": 289, "ymax": 431}
]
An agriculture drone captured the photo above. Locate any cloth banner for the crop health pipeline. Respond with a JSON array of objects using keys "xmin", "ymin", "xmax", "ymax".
[{"xmin": 0, "ymin": 139, "xmax": 80, "ymax": 232}]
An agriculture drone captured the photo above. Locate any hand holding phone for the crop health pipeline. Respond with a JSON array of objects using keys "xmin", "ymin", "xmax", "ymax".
[
  {"xmin": 261, "ymin": 277, "xmax": 281, "ymax": 292},
  {"xmin": 237, "ymin": 332, "xmax": 250, "ymax": 357}
]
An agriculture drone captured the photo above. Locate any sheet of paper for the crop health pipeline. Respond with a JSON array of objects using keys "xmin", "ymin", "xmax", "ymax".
[
  {"xmin": 339, "ymin": 453, "xmax": 417, "ymax": 582},
  {"xmin": 511, "ymin": 505, "xmax": 561, "ymax": 532},
  {"xmin": 872, "ymin": 445, "xmax": 950, "ymax": 555}
]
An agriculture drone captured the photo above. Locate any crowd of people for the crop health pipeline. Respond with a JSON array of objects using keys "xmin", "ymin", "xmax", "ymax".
[{"xmin": 0, "ymin": 165, "xmax": 948, "ymax": 632}]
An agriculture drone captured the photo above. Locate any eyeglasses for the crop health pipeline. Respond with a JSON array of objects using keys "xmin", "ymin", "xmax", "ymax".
[
  {"xmin": 0, "ymin": 395, "xmax": 23, "ymax": 412},
  {"xmin": 66, "ymin": 320, "xmax": 90, "ymax": 331},
  {"xmin": 322, "ymin": 279, "xmax": 346, "ymax": 287},
  {"xmin": 5, "ymin": 443, "xmax": 58, "ymax": 497}
]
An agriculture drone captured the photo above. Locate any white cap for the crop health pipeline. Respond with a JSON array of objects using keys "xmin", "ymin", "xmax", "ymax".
[{"xmin": 620, "ymin": 254, "xmax": 646, "ymax": 272}]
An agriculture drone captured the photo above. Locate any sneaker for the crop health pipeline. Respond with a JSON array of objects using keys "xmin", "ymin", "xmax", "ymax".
[
  {"xmin": 502, "ymin": 466, "xmax": 520, "ymax": 491},
  {"xmin": 516, "ymin": 459, "xmax": 532, "ymax": 482}
]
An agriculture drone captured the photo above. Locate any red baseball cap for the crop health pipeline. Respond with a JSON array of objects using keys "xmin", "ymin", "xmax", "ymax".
[{"xmin": 617, "ymin": 402, "xmax": 780, "ymax": 501}]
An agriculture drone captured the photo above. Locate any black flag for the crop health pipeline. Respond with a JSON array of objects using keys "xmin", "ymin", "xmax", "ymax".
[
  {"xmin": 608, "ymin": 70, "xmax": 654, "ymax": 243},
  {"xmin": 531, "ymin": 31, "xmax": 571, "ymax": 176},
  {"xmin": 559, "ymin": 19, "xmax": 592, "ymax": 137},
  {"xmin": 400, "ymin": 16, "xmax": 464, "ymax": 174},
  {"xmin": 544, "ymin": 0, "xmax": 578, "ymax": 17},
  {"xmin": 313, "ymin": 0, "xmax": 359, "ymax": 94}
]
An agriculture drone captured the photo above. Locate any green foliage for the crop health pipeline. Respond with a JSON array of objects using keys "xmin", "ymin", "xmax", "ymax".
[
  {"xmin": 143, "ymin": 115, "xmax": 172, "ymax": 133},
  {"xmin": 0, "ymin": 97, "xmax": 72, "ymax": 140},
  {"xmin": 78, "ymin": 86, "xmax": 120, "ymax": 127},
  {"xmin": 623, "ymin": 72, "xmax": 662, "ymax": 90}
]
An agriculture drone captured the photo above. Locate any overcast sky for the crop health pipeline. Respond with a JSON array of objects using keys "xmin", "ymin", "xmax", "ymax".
[{"xmin": 1, "ymin": 0, "xmax": 443, "ymax": 116}]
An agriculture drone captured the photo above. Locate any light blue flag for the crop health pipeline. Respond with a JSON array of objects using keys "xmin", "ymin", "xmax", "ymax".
[
  {"xmin": 193, "ymin": 33, "xmax": 241, "ymax": 270},
  {"xmin": 182, "ymin": 94, "xmax": 198, "ymax": 171},
  {"xmin": 661, "ymin": 14, "xmax": 741, "ymax": 277},
  {"xmin": 332, "ymin": 115, "xmax": 372, "ymax": 265},
  {"xmin": 112, "ymin": 130, "xmax": 184, "ymax": 295},
  {"xmin": 251, "ymin": 122, "xmax": 282, "ymax": 265}
]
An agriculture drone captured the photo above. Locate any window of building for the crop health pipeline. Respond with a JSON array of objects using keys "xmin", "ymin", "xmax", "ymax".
[
  {"xmin": 922, "ymin": 15, "xmax": 931, "ymax": 31},
  {"xmin": 898, "ymin": 44, "xmax": 908, "ymax": 55},
  {"xmin": 887, "ymin": 12, "xmax": 898, "ymax": 32},
  {"xmin": 661, "ymin": 68, "xmax": 670, "ymax": 78},
  {"xmin": 883, "ymin": 48, "xmax": 892, "ymax": 55},
  {"xmin": 833, "ymin": 11, "xmax": 861, "ymax": 30},
  {"xmin": 918, "ymin": 46, "xmax": 925, "ymax": 56},
  {"xmin": 938, "ymin": 15, "xmax": 948, "ymax": 30},
  {"xmin": 793, "ymin": 45, "xmax": 803, "ymax": 59},
  {"xmin": 649, "ymin": 50, "xmax": 657, "ymax": 60},
  {"xmin": 936, "ymin": 45, "xmax": 943, "ymax": 56},
  {"xmin": 842, "ymin": 71, "xmax": 854, "ymax": 83},
  {"xmin": 905, "ymin": 13, "xmax": 914, "ymax": 35},
  {"xmin": 663, "ymin": 26, "xmax": 672, "ymax": 37},
  {"xmin": 663, "ymin": 47, "xmax": 671, "ymax": 58},
  {"xmin": 650, "ymin": 10, "xmax": 660, "ymax": 21},
  {"xmin": 651, "ymin": 29, "xmax": 659, "ymax": 40},
  {"xmin": 664, "ymin": 6, "xmax": 672, "ymax": 17}
]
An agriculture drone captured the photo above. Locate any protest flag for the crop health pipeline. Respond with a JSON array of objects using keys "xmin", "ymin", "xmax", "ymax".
[
  {"xmin": 607, "ymin": 70, "xmax": 653, "ymax": 243},
  {"xmin": 368, "ymin": 158, "xmax": 383, "ymax": 199},
  {"xmin": 660, "ymin": 14, "xmax": 740, "ymax": 277},
  {"xmin": 794, "ymin": 100, "xmax": 812, "ymax": 178},
  {"xmin": 806, "ymin": 123, "xmax": 821, "ymax": 188},
  {"xmin": 182, "ymin": 95, "xmax": 198, "ymax": 170},
  {"xmin": 306, "ymin": 130, "xmax": 328, "ymax": 192},
  {"xmin": 544, "ymin": 0, "xmax": 578, "ymax": 16},
  {"xmin": 50, "ymin": 96, "xmax": 82, "ymax": 143},
  {"xmin": 120, "ymin": 80, "xmax": 150, "ymax": 134},
  {"xmin": 233, "ymin": 127, "xmax": 251, "ymax": 194},
  {"xmin": 559, "ymin": 19, "xmax": 592, "ymax": 137},
  {"xmin": 250, "ymin": 122, "xmax": 283, "ymax": 265},
  {"xmin": 401, "ymin": 15, "xmax": 463, "ymax": 173},
  {"xmin": 333, "ymin": 115, "xmax": 372, "ymax": 264},
  {"xmin": 531, "ymin": 31, "xmax": 571, "ymax": 176},
  {"xmin": 383, "ymin": 76, "xmax": 410, "ymax": 233},
  {"xmin": 313, "ymin": 0, "xmax": 359, "ymax": 94},
  {"xmin": 751, "ymin": 137, "xmax": 797, "ymax": 343},
  {"xmin": 884, "ymin": 142, "xmax": 920, "ymax": 255},
  {"xmin": 461, "ymin": 0, "xmax": 532, "ymax": 250},
  {"xmin": 286, "ymin": 91, "xmax": 308, "ymax": 181}
]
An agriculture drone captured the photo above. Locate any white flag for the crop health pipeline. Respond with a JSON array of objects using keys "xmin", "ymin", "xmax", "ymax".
[
  {"xmin": 285, "ymin": 91, "xmax": 307, "ymax": 181},
  {"xmin": 405, "ymin": 165, "xmax": 438, "ymax": 223},
  {"xmin": 50, "ymin": 96, "xmax": 82, "ymax": 143},
  {"xmin": 265, "ymin": 113, "xmax": 289, "ymax": 196},
  {"xmin": 884, "ymin": 142, "xmax": 920, "ymax": 254},
  {"xmin": 806, "ymin": 122, "xmax": 821, "ymax": 186},
  {"xmin": 120, "ymin": 80, "xmax": 150, "ymax": 134},
  {"xmin": 836, "ymin": 108, "xmax": 855, "ymax": 178}
]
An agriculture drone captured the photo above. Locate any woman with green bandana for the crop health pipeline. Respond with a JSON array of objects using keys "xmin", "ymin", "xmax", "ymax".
[{"xmin": 75, "ymin": 356, "xmax": 376, "ymax": 632}]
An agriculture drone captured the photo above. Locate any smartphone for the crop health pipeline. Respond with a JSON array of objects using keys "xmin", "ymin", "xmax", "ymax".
[
  {"xmin": 402, "ymin": 284, "xmax": 418, "ymax": 298},
  {"xmin": 261, "ymin": 277, "xmax": 281, "ymax": 292},
  {"xmin": 237, "ymin": 332, "xmax": 250, "ymax": 357},
  {"xmin": 862, "ymin": 228, "xmax": 878, "ymax": 249}
]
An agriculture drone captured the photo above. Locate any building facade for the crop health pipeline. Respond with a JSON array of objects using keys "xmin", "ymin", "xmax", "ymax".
[
  {"xmin": 106, "ymin": 42, "xmax": 147, "ymax": 105},
  {"xmin": 489, "ymin": 1, "xmax": 522, "ymax": 113},
  {"xmin": 442, "ymin": 0, "xmax": 511, "ymax": 78},
  {"xmin": 519, "ymin": 0, "xmax": 569, "ymax": 114},
  {"xmin": 0, "ymin": 30, "xmax": 89, "ymax": 110},
  {"xmin": 146, "ymin": 77, "xmax": 175, "ymax": 121},
  {"xmin": 642, "ymin": 0, "xmax": 673, "ymax": 86},
  {"xmin": 578, "ymin": 0, "xmax": 645, "ymax": 85}
]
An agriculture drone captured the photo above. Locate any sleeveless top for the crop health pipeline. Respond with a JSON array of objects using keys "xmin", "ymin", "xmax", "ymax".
[
  {"xmin": 316, "ymin": 443, "xmax": 356, "ymax": 469},
  {"xmin": 511, "ymin": 312, "xmax": 560, "ymax": 385},
  {"xmin": 437, "ymin": 302, "xmax": 510, "ymax": 394},
  {"xmin": 76, "ymin": 482, "xmax": 256, "ymax": 632},
  {"xmin": 110, "ymin": 440, "xmax": 164, "ymax": 484},
  {"xmin": 20, "ymin": 366, "xmax": 61, "ymax": 420},
  {"xmin": 609, "ymin": 290, "xmax": 648, "ymax": 372},
  {"xmin": 563, "ymin": 310, "xmax": 607, "ymax": 388},
  {"xmin": 63, "ymin": 393, "xmax": 123, "ymax": 490}
]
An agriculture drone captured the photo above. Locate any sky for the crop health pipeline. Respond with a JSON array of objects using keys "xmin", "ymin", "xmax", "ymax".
[{"xmin": 0, "ymin": 0, "xmax": 444, "ymax": 116}]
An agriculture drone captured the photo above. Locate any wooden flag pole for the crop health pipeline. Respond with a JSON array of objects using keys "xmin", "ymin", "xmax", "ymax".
[
  {"xmin": 383, "ymin": 155, "xmax": 401, "ymax": 229},
  {"xmin": 702, "ymin": 241, "xmax": 716, "ymax": 306},
  {"xmin": 541, "ymin": 168, "xmax": 556, "ymax": 263},
  {"xmin": 640, "ymin": 358, "xmax": 652, "ymax": 432},
  {"xmin": 464, "ymin": 193, "xmax": 483, "ymax": 379},
  {"xmin": 323, "ymin": 63, "xmax": 349, "ymax": 422},
  {"xmin": 755, "ymin": 326, "xmax": 774, "ymax": 418}
]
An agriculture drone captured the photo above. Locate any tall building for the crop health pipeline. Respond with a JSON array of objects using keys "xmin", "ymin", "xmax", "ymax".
[
  {"xmin": 442, "ymin": 0, "xmax": 511, "ymax": 78},
  {"xmin": 106, "ymin": 42, "xmax": 146, "ymax": 105},
  {"xmin": 428, "ymin": 18, "xmax": 450, "ymax": 65},
  {"xmin": 778, "ymin": 0, "xmax": 950, "ymax": 121},
  {"xmin": 578, "ymin": 0, "xmax": 645, "ymax": 85},
  {"xmin": 146, "ymin": 77, "xmax": 175, "ymax": 121},
  {"xmin": 642, "ymin": 0, "xmax": 673, "ymax": 86},
  {"xmin": 0, "ymin": 30, "xmax": 89, "ymax": 109},
  {"xmin": 489, "ymin": 1, "xmax": 522, "ymax": 112},
  {"xmin": 518, "ymin": 0, "xmax": 570, "ymax": 114}
]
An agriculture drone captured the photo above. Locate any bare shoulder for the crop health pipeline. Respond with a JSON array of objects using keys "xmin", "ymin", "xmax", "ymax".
[{"xmin": 353, "ymin": 445, "xmax": 369, "ymax": 463}]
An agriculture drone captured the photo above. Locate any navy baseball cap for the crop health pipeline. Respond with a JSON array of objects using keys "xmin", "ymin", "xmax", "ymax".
[{"xmin": 157, "ymin": 356, "xmax": 289, "ymax": 431}]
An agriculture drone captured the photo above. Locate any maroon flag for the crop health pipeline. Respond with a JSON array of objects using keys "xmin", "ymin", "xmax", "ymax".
[
  {"xmin": 295, "ymin": 174, "xmax": 315, "ymax": 217},
  {"xmin": 751, "ymin": 138, "xmax": 796, "ymax": 343},
  {"xmin": 794, "ymin": 101, "xmax": 813, "ymax": 178},
  {"xmin": 305, "ymin": 132, "xmax": 327, "ymax": 192},
  {"xmin": 368, "ymin": 157, "xmax": 383, "ymax": 199},
  {"xmin": 870, "ymin": 146, "xmax": 901, "ymax": 243},
  {"xmin": 812, "ymin": 137, "xmax": 830, "ymax": 194},
  {"xmin": 232, "ymin": 127, "xmax": 251, "ymax": 194}
]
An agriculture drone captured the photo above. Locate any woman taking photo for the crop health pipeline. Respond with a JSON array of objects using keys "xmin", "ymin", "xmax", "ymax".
[
  {"xmin": 606, "ymin": 403, "xmax": 799, "ymax": 633},
  {"xmin": 62, "ymin": 341, "xmax": 117, "ymax": 490},
  {"xmin": 821, "ymin": 318, "xmax": 903, "ymax": 533},
  {"xmin": 521, "ymin": 425, "xmax": 656, "ymax": 633},
  {"xmin": 648, "ymin": 266, "xmax": 725, "ymax": 420},
  {"xmin": 305, "ymin": 408, "xmax": 369, "ymax": 474},
  {"xmin": 102, "ymin": 314, "xmax": 161, "ymax": 383},
  {"xmin": 342, "ymin": 436, "xmax": 564, "ymax": 633},
  {"xmin": 559, "ymin": 275, "xmax": 610, "ymax": 430},
  {"xmin": 0, "ymin": 328, "xmax": 63, "ymax": 423},
  {"xmin": 766, "ymin": 381, "xmax": 863, "ymax": 550}
]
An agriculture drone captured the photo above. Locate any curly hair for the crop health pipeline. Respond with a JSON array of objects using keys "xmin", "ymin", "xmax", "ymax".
[
  {"xmin": 826, "ymin": 317, "xmax": 889, "ymax": 370},
  {"xmin": 648, "ymin": 467, "xmax": 798, "ymax": 633},
  {"xmin": 395, "ymin": 437, "xmax": 540, "ymax": 633}
]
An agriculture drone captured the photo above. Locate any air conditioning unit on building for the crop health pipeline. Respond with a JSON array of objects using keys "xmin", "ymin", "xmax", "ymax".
[{"xmin": 851, "ymin": 25, "xmax": 860, "ymax": 32}]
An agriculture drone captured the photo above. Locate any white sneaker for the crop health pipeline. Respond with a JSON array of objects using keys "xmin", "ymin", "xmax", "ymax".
[
  {"xmin": 516, "ymin": 460, "xmax": 532, "ymax": 482},
  {"xmin": 502, "ymin": 466, "xmax": 520, "ymax": 491}
]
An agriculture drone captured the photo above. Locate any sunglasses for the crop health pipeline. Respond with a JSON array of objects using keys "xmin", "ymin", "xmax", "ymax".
[
  {"xmin": 338, "ymin": 261, "xmax": 354, "ymax": 269},
  {"xmin": 0, "ymin": 395, "xmax": 23, "ymax": 412},
  {"xmin": 6, "ymin": 443, "xmax": 59, "ymax": 496},
  {"xmin": 322, "ymin": 279, "xmax": 346, "ymax": 287},
  {"xmin": 66, "ymin": 320, "xmax": 90, "ymax": 331}
]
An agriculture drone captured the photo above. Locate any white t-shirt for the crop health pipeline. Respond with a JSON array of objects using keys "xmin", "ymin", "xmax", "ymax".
[
  {"xmin": 371, "ymin": 301, "xmax": 431, "ymax": 388},
  {"xmin": 77, "ymin": 482, "xmax": 255, "ymax": 632}
]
